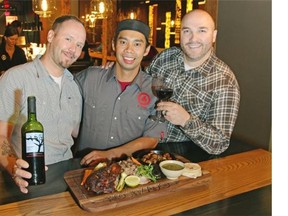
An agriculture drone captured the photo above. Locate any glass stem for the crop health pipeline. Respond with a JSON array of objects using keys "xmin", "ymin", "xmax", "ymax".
[{"xmin": 157, "ymin": 100, "xmax": 162, "ymax": 119}]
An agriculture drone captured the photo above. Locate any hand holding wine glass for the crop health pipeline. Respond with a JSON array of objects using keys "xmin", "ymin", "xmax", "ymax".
[{"xmin": 150, "ymin": 75, "xmax": 173, "ymax": 122}]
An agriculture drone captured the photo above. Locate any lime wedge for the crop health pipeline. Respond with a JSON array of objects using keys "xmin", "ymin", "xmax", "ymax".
[{"xmin": 125, "ymin": 175, "xmax": 140, "ymax": 187}]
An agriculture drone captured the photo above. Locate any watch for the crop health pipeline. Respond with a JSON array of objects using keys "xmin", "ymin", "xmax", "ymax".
[{"xmin": 182, "ymin": 115, "xmax": 194, "ymax": 130}]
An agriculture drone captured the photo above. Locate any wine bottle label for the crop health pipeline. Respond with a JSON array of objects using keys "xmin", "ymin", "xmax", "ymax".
[{"xmin": 24, "ymin": 132, "xmax": 44, "ymax": 153}]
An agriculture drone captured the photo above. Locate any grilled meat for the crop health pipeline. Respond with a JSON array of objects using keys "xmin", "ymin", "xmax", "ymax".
[
  {"xmin": 141, "ymin": 151, "xmax": 173, "ymax": 164},
  {"xmin": 85, "ymin": 163, "xmax": 122, "ymax": 194}
]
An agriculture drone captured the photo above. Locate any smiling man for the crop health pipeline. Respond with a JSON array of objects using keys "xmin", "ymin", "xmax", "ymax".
[
  {"xmin": 0, "ymin": 15, "xmax": 86, "ymax": 194},
  {"xmin": 74, "ymin": 19, "xmax": 166, "ymax": 165},
  {"xmin": 145, "ymin": 9, "xmax": 240, "ymax": 155}
]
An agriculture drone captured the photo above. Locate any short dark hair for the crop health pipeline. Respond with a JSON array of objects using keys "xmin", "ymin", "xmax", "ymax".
[
  {"xmin": 52, "ymin": 15, "xmax": 84, "ymax": 31},
  {"xmin": 4, "ymin": 25, "xmax": 19, "ymax": 37},
  {"xmin": 11, "ymin": 20, "xmax": 22, "ymax": 28},
  {"xmin": 1, "ymin": 25, "xmax": 19, "ymax": 45}
]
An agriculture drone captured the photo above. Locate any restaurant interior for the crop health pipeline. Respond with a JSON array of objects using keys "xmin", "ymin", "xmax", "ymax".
[
  {"xmin": 0, "ymin": 0, "xmax": 271, "ymax": 155},
  {"xmin": 0, "ymin": 0, "xmax": 272, "ymax": 214},
  {"xmin": 0, "ymin": 0, "xmax": 213, "ymax": 65}
]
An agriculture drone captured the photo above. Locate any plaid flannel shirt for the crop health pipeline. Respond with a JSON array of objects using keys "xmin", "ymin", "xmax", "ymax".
[{"xmin": 145, "ymin": 47, "xmax": 240, "ymax": 155}]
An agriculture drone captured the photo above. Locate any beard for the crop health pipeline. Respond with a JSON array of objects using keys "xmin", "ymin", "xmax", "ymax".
[
  {"xmin": 59, "ymin": 58, "xmax": 73, "ymax": 69},
  {"xmin": 181, "ymin": 42, "xmax": 212, "ymax": 63},
  {"xmin": 58, "ymin": 50, "xmax": 78, "ymax": 68}
]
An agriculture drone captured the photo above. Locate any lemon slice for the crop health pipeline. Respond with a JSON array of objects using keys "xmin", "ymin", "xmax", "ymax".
[{"xmin": 125, "ymin": 175, "xmax": 140, "ymax": 187}]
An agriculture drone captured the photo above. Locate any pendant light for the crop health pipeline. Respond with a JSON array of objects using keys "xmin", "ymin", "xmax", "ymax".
[
  {"xmin": 32, "ymin": 0, "xmax": 57, "ymax": 18},
  {"xmin": 90, "ymin": 0, "xmax": 113, "ymax": 19}
]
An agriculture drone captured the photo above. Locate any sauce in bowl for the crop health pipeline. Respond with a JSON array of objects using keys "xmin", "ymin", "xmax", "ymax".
[
  {"xmin": 159, "ymin": 160, "xmax": 185, "ymax": 180},
  {"xmin": 162, "ymin": 163, "xmax": 184, "ymax": 171}
]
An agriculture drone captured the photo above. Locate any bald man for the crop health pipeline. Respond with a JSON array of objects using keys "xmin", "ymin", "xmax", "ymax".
[{"xmin": 146, "ymin": 9, "xmax": 240, "ymax": 155}]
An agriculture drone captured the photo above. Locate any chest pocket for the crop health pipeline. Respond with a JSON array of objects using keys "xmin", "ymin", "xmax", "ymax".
[{"xmin": 181, "ymin": 85, "xmax": 214, "ymax": 119}]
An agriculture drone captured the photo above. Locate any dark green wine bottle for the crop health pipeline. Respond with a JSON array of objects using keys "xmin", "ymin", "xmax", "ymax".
[{"xmin": 21, "ymin": 96, "xmax": 45, "ymax": 185}]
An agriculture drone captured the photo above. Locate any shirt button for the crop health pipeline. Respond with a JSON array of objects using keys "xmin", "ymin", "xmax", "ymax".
[
  {"xmin": 114, "ymin": 117, "xmax": 117, "ymax": 120},
  {"xmin": 92, "ymin": 105, "xmax": 95, "ymax": 108}
]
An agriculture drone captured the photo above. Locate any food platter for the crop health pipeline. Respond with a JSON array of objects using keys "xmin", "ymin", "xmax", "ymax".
[
  {"xmin": 132, "ymin": 149, "xmax": 177, "ymax": 162},
  {"xmin": 64, "ymin": 150, "xmax": 211, "ymax": 213}
]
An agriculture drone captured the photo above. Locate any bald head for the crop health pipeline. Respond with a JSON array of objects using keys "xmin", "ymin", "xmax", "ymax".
[
  {"xmin": 180, "ymin": 9, "xmax": 217, "ymax": 68},
  {"xmin": 182, "ymin": 9, "xmax": 216, "ymax": 31}
]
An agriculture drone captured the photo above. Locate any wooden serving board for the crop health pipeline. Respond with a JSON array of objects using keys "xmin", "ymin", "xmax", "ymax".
[{"xmin": 64, "ymin": 161, "xmax": 211, "ymax": 213}]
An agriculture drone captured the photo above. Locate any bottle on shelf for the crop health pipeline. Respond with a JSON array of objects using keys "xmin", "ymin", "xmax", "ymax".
[{"xmin": 21, "ymin": 96, "xmax": 45, "ymax": 185}]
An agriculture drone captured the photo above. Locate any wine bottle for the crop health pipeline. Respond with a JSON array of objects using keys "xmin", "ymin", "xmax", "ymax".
[{"xmin": 21, "ymin": 96, "xmax": 45, "ymax": 185}]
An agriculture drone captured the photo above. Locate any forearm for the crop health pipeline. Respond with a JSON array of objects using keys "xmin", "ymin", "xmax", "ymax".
[
  {"xmin": 182, "ymin": 84, "xmax": 240, "ymax": 155},
  {"xmin": 0, "ymin": 136, "xmax": 33, "ymax": 194},
  {"xmin": 0, "ymin": 136, "xmax": 18, "ymax": 175},
  {"xmin": 80, "ymin": 137, "xmax": 159, "ymax": 166},
  {"xmin": 108, "ymin": 137, "xmax": 159, "ymax": 159},
  {"xmin": 180, "ymin": 117, "xmax": 230, "ymax": 155}
]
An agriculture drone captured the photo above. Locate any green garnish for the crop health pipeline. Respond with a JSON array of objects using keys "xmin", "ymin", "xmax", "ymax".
[{"xmin": 136, "ymin": 164, "xmax": 157, "ymax": 182}]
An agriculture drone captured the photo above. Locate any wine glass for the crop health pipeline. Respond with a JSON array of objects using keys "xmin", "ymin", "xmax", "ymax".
[{"xmin": 149, "ymin": 75, "xmax": 173, "ymax": 122}]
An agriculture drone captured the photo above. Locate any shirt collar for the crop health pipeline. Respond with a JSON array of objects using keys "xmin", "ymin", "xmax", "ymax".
[
  {"xmin": 33, "ymin": 55, "xmax": 74, "ymax": 81},
  {"xmin": 106, "ymin": 64, "xmax": 144, "ymax": 91},
  {"xmin": 106, "ymin": 65, "xmax": 116, "ymax": 81},
  {"xmin": 184, "ymin": 49, "xmax": 216, "ymax": 77}
]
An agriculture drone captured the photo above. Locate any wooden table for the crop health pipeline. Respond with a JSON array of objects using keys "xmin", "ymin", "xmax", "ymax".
[{"xmin": 0, "ymin": 149, "xmax": 271, "ymax": 216}]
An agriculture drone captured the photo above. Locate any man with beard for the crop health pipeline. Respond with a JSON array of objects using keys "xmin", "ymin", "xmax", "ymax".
[
  {"xmin": 145, "ymin": 9, "xmax": 240, "ymax": 155},
  {"xmin": 0, "ymin": 15, "xmax": 86, "ymax": 194}
]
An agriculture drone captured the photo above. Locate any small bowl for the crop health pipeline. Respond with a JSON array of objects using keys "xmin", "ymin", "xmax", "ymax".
[{"xmin": 159, "ymin": 160, "xmax": 185, "ymax": 180}]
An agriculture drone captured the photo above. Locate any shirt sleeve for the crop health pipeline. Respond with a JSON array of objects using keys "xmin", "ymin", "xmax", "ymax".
[
  {"xmin": 143, "ymin": 117, "xmax": 167, "ymax": 140},
  {"xmin": 180, "ymin": 85, "xmax": 240, "ymax": 155}
]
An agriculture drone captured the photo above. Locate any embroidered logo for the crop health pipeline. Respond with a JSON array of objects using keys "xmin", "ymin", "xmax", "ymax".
[
  {"xmin": 1, "ymin": 55, "xmax": 7, "ymax": 61},
  {"xmin": 138, "ymin": 92, "xmax": 151, "ymax": 108}
]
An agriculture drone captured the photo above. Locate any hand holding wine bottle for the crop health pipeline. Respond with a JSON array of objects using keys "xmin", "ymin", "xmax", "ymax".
[{"xmin": 21, "ymin": 96, "xmax": 46, "ymax": 185}]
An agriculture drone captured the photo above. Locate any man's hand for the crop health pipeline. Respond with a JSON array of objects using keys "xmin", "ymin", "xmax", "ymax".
[
  {"xmin": 80, "ymin": 150, "xmax": 111, "ymax": 166},
  {"xmin": 157, "ymin": 101, "xmax": 190, "ymax": 127},
  {"xmin": 12, "ymin": 158, "xmax": 31, "ymax": 193},
  {"xmin": 12, "ymin": 158, "xmax": 48, "ymax": 193},
  {"xmin": 101, "ymin": 61, "xmax": 114, "ymax": 69}
]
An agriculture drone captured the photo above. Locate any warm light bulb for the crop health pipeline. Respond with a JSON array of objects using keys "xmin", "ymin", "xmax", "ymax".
[
  {"xmin": 89, "ymin": 14, "xmax": 96, "ymax": 27},
  {"xmin": 99, "ymin": 2, "xmax": 105, "ymax": 14},
  {"xmin": 90, "ymin": 0, "xmax": 112, "ymax": 19},
  {"xmin": 32, "ymin": 0, "xmax": 56, "ymax": 18},
  {"xmin": 130, "ymin": 12, "xmax": 135, "ymax": 19},
  {"xmin": 171, "ymin": 20, "xmax": 175, "ymax": 27},
  {"xmin": 41, "ymin": 0, "xmax": 48, "ymax": 12},
  {"xmin": 85, "ymin": 14, "xmax": 90, "ymax": 22}
]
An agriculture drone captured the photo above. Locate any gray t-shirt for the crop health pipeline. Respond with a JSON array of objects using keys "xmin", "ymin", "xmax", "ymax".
[
  {"xmin": 0, "ymin": 57, "xmax": 82, "ymax": 165},
  {"xmin": 74, "ymin": 66, "xmax": 166, "ymax": 153}
]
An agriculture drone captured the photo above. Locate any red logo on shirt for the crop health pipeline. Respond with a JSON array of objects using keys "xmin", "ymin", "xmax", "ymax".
[{"xmin": 138, "ymin": 92, "xmax": 151, "ymax": 108}]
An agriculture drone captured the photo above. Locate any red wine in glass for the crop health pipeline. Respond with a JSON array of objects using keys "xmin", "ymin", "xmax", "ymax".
[
  {"xmin": 155, "ymin": 88, "xmax": 173, "ymax": 101},
  {"xmin": 150, "ymin": 76, "xmax": 174, "ymax": 122}
]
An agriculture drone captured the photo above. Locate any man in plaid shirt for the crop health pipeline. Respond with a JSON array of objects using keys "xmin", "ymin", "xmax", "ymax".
[{"xmin": 146, "ymin": 9, "xmax": 240, "ymax": 155}]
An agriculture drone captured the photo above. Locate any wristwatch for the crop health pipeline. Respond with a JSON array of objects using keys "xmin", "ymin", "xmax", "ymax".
[{"xmin": 182, "ymin": 115, "xmax": 195, "ymax": 130}]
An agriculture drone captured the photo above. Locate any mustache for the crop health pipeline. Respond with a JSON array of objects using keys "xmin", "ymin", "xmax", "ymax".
[
  {"xmin": 63, "ymin": 50, "xmax": 77, "ymax": 60},
  {"xmin": 185, "ymin": 42, "xmax": 200, "ymax": 46}
]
